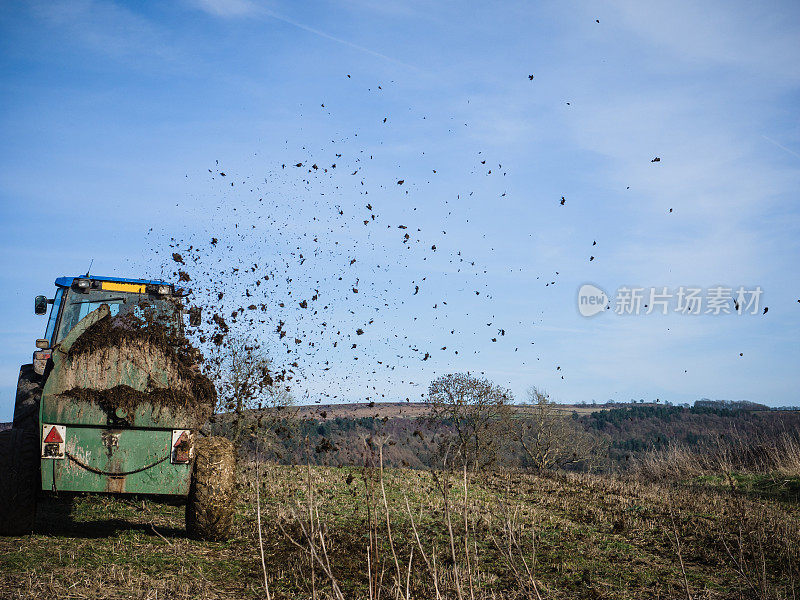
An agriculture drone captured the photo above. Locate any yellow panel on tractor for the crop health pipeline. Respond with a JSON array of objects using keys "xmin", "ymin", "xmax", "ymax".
[{"xmin": 101, "ymin": 281, "xmax": 146, "ymax": 293}]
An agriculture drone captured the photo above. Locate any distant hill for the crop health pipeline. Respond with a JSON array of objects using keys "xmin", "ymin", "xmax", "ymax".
[
  {"xmin": 275, "ymin": 400, "xmax": 657, "ymax": 422},
  {"xmin": 213, "ymin": 401, "xmax": 800, "ymax": 471},
  {"xmin": 695, "ymin": 398, "xmax": 770, "ymax": 410},
  {"xmin": 579, "ymin": 403, "xmax": 800, "ymax": 463}
]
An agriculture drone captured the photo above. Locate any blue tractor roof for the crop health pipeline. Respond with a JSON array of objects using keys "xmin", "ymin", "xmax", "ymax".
[{"xmin": 55, "ymin": 275, "xmax": 173, "ymax": 288}]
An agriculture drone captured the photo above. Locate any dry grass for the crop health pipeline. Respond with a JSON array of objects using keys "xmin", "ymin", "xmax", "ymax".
[
  {"xmin": 770, "ymin": 434, "xmax": 800, "ymax": 478},
  {"xmin": 2, "ymin": 453, "xmax": 799, "ymax": 599},
  {"xmin": 634, "ymin": 432, "xmax": 800, "ymax": 484}
]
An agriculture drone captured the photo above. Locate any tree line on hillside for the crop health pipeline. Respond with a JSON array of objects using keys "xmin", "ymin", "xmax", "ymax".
[
  {"xmin": 205, "ymin": 340, "xmax": 601, "ymax": 471},
  {"xmin": 205, "ymin": 338, "xmax": 800, "ymax": 473}
]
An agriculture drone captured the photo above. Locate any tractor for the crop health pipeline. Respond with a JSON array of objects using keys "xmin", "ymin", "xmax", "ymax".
[{"xmin": 0, "ymin": 275, "xmax": 234, "ymax": 540}]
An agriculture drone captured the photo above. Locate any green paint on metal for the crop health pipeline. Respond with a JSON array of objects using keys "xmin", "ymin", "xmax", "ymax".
[
  {"xmin": 41, "ymin": 427, "xmax": 191, "ymax": 495},
  {"xmin": 41, "ymin": 395, "xmax": 199, "ymax": 429}
]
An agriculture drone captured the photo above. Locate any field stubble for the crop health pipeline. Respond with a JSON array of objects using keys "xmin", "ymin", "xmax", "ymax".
[{"xmin": 1, "ymin": 450, "xmax": 799, "ymax": 600}]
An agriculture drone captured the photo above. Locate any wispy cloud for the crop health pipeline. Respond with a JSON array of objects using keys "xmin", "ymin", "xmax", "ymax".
[
  {"xmin": 609, "ymin": 0, "xmax": 800, "ymax": 84},
  {"xmin": 188, "ymin": 0, "xmax": 420, "ymax": 71},
  {"xmin": 189, "ymin": 0, "xmax": 260, "ymax": 18},
  {"xmin": 30, "ymin": 0, "xmax": 177, "ymax": 65},
  {"xmin": 762, "ymin": 135, "xmax": 800, "ymax": 162},
  {"xmin": 262, "ymin": 11, "xmax": 421, "ymax": 71},
  {"xmin": 561, "ymin": 67, "xmax": 800, "ymax": 285}
]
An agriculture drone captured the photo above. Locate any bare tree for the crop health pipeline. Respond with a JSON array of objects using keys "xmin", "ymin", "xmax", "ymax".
[
  {"xmin": 212, "ymin": 337, "xmax": 293, "ymax": 441},
  {"xmin": 516, "ymin": 387, "xmax": 604, "ymax": 471},
  {"xmin": 427, "ymin": 372, "xmax": 513, "ymax": 472}
]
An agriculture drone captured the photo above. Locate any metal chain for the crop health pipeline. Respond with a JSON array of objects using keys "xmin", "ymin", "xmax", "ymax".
[{"xmin": 64, "ymin": 451, "xmax": 170, "ymax": 477}]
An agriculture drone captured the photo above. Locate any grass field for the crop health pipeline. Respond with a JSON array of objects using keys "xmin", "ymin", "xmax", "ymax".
[{"xmin": 1, "ymin": 458, "xmax": 799, "ymax": 600}]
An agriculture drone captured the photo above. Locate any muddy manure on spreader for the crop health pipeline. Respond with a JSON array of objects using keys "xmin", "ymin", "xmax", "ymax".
[
  {"xmin": 59, "ymin": 312, "xmax": 216, "ymax": 420},
  {"xmin": 57, "ymin": 385, "xmax": 205, "ymax": 421}
]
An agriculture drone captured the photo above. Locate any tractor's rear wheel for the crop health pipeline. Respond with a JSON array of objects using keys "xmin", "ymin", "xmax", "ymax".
[
  {"xmin": 0, "ymin": 429, "xmax": 39, "ymax": 536},
  {"xmin": 186, "ymin": 436, "xmax": 235, "ymax": 541},
  {"xmin": 13, "ymin": 365, "xmax": 42, "ymax": 434}
]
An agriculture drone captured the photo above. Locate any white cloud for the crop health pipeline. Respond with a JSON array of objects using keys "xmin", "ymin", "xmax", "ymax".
[
  {"xmin": 190, "ymin": 0, "xmax": 261, "ymax": 18},
  {"xmin": 608, "ymin": 0, "xmax": 800, "ymax": 85},
  {"xmin": 188, "ymin": 0, "xmax": 419, "ymax": 70},
  {"xmin": 557, "ymin": 38, "xmax": 800, "ymax": 286},
  {"xmin": 30, "ymin": 0, "xmax": 175, "ymax": 64}
]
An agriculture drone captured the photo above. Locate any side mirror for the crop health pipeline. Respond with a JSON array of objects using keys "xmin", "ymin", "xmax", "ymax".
[
  {"xmin": 34, "ymin": 295, "xmax": 48, "ymax": 315},
  {"xmin": 188, "ymin": 306, "xmax": 202, "ymax": 327}
]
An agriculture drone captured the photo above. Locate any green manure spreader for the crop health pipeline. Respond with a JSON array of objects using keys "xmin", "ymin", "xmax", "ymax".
[{"xmin": 0, "ymin": 275, "xmax": 234, "ymax": 540}]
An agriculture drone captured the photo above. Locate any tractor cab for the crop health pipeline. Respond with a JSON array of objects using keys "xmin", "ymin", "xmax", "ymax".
[{"xmin": 32, "ymin": 276, "xmax": 183, "ymax": 377}]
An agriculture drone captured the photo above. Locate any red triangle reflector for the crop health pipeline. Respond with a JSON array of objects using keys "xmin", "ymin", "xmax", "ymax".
[
  {"xmin": 173, "ymin": 431, "xmax": 189, "ymax": 447},
  {"xmin": 44, "ymin": 426, "xmax": 63, "ymax": 444}
]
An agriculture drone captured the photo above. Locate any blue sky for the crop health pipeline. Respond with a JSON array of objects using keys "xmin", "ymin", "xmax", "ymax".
[{"xmin": 1, "ymin": 0, "xmax": 799, "ymax": 419}]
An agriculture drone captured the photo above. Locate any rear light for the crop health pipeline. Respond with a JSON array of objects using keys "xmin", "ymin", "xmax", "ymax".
[
  {"xmin": 171, "ymin": 430, "xmax": 193, "ymax": 464},
  {"xmin": 35, "ymin": 338, "xmax": 49, "ymax": 349},
  {"xmin": 33, "ymin": 349, "xmax": 52, "ymax": 376},
  {"xmin": 146, "ymin": 283, "xmax": 171, "ymax": 296},
  {"xmin": 41, "ymin": 424, "xmax": 66, "ymax": 459},
  {"xmin": 72, "ymin": 278, "xmax": 91, "ymax": 292}
]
